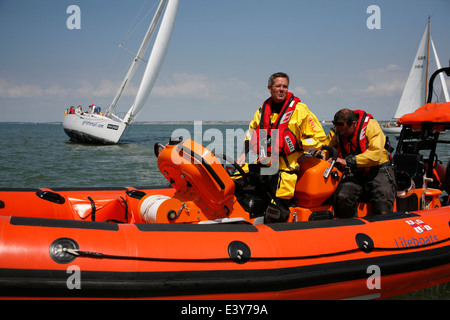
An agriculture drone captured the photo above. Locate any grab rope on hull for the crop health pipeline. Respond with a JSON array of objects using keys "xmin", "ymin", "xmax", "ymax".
[{"xmin": 59, "ymin": 234, "xmax": 450, "ymax": 265}]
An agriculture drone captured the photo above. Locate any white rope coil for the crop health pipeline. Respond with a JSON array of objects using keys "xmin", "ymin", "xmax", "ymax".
[{"xmin": 140, "ymin": 195, "xmax": 170, "ymax": 223}]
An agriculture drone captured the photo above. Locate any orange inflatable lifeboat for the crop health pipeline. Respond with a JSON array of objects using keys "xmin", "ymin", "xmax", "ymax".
[
  {"xmin": 0, "ymin": 205, "xmax": 450, "ymax": 300},
  {"xmin": 1, "ymin": 68, "xmax": 450, "ymax": 300},
  {"xmin": 0, "ymin": 134, "xmax": 450, "ymax": 300}
]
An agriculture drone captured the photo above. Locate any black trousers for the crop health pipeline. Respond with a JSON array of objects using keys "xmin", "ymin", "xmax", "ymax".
[{"xmin": 334, "ymin": 163, "xmax": 396, "ymax": 218}]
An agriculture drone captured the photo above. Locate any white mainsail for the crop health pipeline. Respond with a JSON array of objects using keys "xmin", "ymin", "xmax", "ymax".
[
  {"xmin": 124, "ymin": 0, "xmax": 179, "ymax": 124},
  {"xmin": 107, "ymin": 0, "xmax": 168, "ymax": 116}
]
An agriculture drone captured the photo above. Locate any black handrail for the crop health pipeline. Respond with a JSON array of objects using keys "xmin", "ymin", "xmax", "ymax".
[{"xmin": 427, "ymin": 67, "xmax": 450, "ymax": 104}]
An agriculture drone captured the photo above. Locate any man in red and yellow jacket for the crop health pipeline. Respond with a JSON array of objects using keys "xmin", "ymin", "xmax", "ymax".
[
  {"xmin": 323, "ymin": 108, "xmax": 396, "ymax": 218},
  {"xmin": 237, "ymin": 72, "xmax": 326, "ymax": 222}
]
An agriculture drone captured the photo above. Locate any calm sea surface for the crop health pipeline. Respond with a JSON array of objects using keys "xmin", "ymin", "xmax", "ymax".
[{"xmin": 0, "ymin": 122, "xmax": 249, "ymax": 188}]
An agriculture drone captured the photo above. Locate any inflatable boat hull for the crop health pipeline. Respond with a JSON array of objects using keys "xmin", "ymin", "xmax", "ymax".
[{"xmin": 1, "ymin": 202, "xmax": 450, "ymax": 299}]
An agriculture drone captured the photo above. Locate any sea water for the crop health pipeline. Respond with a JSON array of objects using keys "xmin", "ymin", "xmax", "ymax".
[{"xmin": 0, "ymin": 122, "xmax": 249, "ymax": 188}]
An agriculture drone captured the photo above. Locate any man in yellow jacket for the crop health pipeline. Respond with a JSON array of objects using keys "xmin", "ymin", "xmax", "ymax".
[
  {"xmin": 237, "ymin": 72, "xmax": 326, "ymax": 222},
  {"xmin": 322, "ymin": 108, "xmax": 396, "ymax": 218}
]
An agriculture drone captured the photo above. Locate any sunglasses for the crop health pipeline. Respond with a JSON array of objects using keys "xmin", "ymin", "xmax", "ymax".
[{"xmin": 332, "ymin": 121, "xmax": 346, "ymax": 126}]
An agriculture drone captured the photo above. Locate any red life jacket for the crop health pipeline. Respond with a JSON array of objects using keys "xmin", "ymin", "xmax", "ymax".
[
  {"xmin": 337, "ymin": 110, "xmax": 373, "ymax": 158},
  {"xmin": 250, "ymin": 92, "xmax": 302, "ymax": 156}
]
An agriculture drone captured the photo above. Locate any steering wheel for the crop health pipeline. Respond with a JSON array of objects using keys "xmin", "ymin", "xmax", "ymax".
[
  {"xmin": 215, "ymin": 153, "xmax": 249, "ymax": 186},
  {"xmin": 318, "ymin": 145, "xmax": 338, "ymax": 161}
]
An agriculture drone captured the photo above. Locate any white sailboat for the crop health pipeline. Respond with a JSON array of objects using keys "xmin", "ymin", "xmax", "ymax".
[
  {"xmin": 63, "ymin": 0, "xmax": 179, "ymax": 144},
  {"xmin": 383, "ymin": 18, "xmax": 449, "ymax": 134}
]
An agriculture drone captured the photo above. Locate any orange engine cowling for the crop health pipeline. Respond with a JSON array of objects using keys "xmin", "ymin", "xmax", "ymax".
[
  {"xmin": 294, "ymin": 155, "xmax": 342, "ymax": 208},
  {"xmin": 153, "ymin": 139, "xmax": 236, "ymax": 221}
]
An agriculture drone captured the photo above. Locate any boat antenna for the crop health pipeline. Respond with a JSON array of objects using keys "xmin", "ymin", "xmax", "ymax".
[{"xmin": 424, "ymin": 16, "xmax": 431, "ymax": 105}]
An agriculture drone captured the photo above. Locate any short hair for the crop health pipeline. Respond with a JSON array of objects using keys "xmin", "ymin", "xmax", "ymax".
[
  {"xmin": 333, "ymin": 108, "xmax": 358, "ymax": 125},
  {"xmin": 268, "ymin": 72, "xmax": 289, "ymax": 87}
]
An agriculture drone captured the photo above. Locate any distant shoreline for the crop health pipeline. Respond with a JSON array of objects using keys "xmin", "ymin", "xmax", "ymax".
[{"xmin": 0, "ymin": 121, "xmax": 251, "ymax": 125}]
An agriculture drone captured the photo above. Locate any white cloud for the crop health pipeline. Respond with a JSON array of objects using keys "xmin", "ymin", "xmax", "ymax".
[
  {"xmin": 354, "ymin": 81, "xmax": 404, "ymax": 97},
  {"xmin": 312, "ymin": 64, "xmax": 410, "ymax": 120},
  {"xmin": 0, "ymin": 74, "xmax": 262, "ymax": 112},
  {"xmin": 0, "ymin": 73, "xmax": 221, "ymax": 100},
  {"xmin": 0, "ymin": 78, "xmax": 137, "ymax": 100},
  {"xmin": 0, "ymin": 79, "xmax": 67, "ymax": 98},
  {"xmin": 353, "ymin": 64, "xmax": 406, "ymax": 97},
  {"xmin": 73, "ymin": 79, "xmax": 139, "ymax": 98},
  {"xmin": 153, "ymin": 73, "xmax": 218, "ymax": 99},
  {"xmin": 314, "ymin": 86, "xmax": 342, "ymax": 96},
  {"xmin": 152, "ymin": 74, "xmax": 263, "ymax": 106},
  {"xmin": 326, "ymin": 86, "xmax": 340, "ymax": 94},
  {"xmin": 304, "ymin": 64, "xmax": 406, "ymax": 99},
  {"xmin": 293, "ymin": 86, "xmax": 308, "ymax": 97}
]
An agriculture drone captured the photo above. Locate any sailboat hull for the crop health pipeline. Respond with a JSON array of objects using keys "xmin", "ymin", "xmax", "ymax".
[
  {"xmin": 63, "ymin": 114, "xmax": 127, "ymax": 144},
  {"xmin": 382, "ymin": 124, "xmax": 402, "ymax": 134}
]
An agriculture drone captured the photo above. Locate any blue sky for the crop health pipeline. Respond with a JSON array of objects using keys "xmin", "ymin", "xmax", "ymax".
[{"xmin": 0, "ymin": 0, "xmax": 449, "ymax": 123}]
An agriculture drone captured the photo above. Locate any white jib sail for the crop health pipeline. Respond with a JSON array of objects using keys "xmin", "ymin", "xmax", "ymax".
[{"xmin": 124, "ymin": 0, "xmax": 180, "ymax": 124}]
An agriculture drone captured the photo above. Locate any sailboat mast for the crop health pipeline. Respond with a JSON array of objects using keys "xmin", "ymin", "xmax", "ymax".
[
  {"xmin": 106, "ymin": 0, "xmax": 168, "ymax": 117},
  {"xmin": 424, "ymin": 17, "xmax": 431, "ymax": 104}
]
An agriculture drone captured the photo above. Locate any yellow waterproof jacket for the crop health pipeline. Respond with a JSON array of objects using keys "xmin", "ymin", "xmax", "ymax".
[
  {"xmin": 323, "ymin": 118, "xmax": 390, "ymax": 168},
  {"xmin": 245, "ymin": 101, "xmax": 326, "ymax": 199},
  {"xmin": 246, "ymin": 101, "xmax": 326, "ymax": 151}
]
